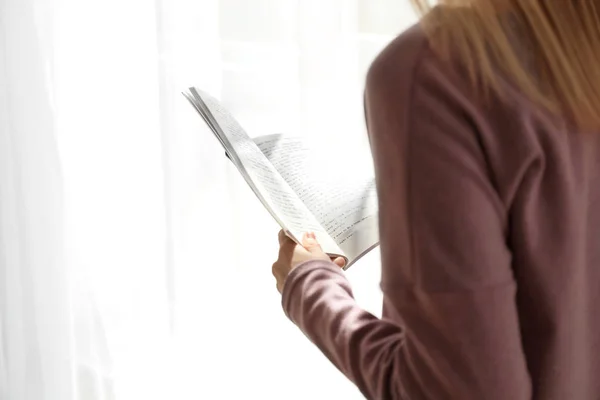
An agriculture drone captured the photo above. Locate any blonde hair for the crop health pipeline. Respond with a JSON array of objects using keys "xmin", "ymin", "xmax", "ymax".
[{"xmin": 411, "ymin": 1, "xmax": 600, "ymax": 129}]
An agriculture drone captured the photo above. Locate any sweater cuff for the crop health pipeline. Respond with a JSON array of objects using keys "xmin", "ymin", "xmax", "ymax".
[{"xmin": 281, "ymin": 259, "xmax": 344, "ymax": 317}]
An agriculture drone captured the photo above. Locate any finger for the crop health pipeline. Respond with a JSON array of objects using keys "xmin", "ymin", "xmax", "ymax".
[
  {"xmin": 277, "ymin": 232, "xmax": 296, "ymax": 271},
  {"xmin": 302, "ymin": 232, "xmax": 322, "ymax": 253},
  {"xmin": 331, "ymin": 257, "xmax": 346, "ymax": 268},
  {"xmin": 278, "ymin": 229, "xmax": 292, "ymax": 245},
  {"xmin": 272, "ymin": 260, "xmax": 288, "ymax": 294}
]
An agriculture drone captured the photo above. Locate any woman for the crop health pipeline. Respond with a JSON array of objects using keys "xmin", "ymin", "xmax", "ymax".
[{"xmin": 271, "ymin": 1, "xmax": 600, "ymax": 399}]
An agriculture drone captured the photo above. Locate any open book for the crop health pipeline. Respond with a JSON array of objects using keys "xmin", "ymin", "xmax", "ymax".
[{"xmin": 183, "ymin": 87, "xmax": 379, "ymax": 269}]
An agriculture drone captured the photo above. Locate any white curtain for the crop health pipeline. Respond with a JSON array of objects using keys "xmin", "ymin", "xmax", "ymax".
[{"xmin": 1, "ymin": 0, "xmax": 417, "ymax": 398}]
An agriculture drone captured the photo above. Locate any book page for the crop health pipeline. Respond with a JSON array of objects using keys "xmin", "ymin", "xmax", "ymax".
[
  {"xmin": 254, "ymin": 134, "xmax": 379, "ymax": 264},
  {"xmin": 183, "ymin": 91, "xmax": 229, "ymax": 152},
  {"xmin": 187, "ymin": 89, "xmax": 342, "ymax": 256}
]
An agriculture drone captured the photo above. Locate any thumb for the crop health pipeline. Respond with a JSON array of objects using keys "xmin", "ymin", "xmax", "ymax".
[
  {"xmin": 302, "ymin": 232, "xmax": 323, "ymax": 253},
  {"xmin": 332, "ymin": 257, "xmax": 346, "ymax": 269}
]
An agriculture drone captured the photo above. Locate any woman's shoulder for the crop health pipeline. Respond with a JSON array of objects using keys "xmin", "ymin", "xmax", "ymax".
[
  {"xmin": 367, "ymin": 12, "xmax": 544, "ymax": 122},
  {"xmin": 365, "ymin": 19, "xmax": 470, "ymax": 107},
  {"xmin": 365, "ymin": 20, "xmax": 476, "ymax": 125},
  {"xmin": 366, "ymin": 23, "xmax": 430, "ymax": 94},
  {"xmin": 366, "ymin": 17, "xmax": 525, "ymax": 125}
]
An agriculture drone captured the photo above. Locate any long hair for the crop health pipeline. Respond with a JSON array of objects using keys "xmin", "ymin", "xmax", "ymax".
[{"xmin": 411, "ymin": 1, "xmax": 600, "ymax": 130}]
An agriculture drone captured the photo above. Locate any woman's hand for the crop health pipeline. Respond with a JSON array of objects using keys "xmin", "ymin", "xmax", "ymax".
[{"xmin": 272, "ymin": 230, "xmax": 346, "ymax": 293}]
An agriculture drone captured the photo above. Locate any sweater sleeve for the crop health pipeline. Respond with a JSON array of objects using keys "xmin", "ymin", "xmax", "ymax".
[
  {"xmin": 281, "ymin": 26, "xmax": 532, "ymax": 400},
  {"xmin": 282, "ymin": 260, "xmax": 406, "ymax": 399}
]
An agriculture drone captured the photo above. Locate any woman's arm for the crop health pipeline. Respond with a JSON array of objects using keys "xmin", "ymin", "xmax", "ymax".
[{"xmin": 281, "ymin": 27, "xmax": 532, "ymax": 399}]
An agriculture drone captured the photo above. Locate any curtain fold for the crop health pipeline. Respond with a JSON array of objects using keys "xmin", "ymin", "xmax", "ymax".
[
  {"xmin": 1, "ymin": 0, "xmax": 415, "ymax": 398},
  {"xmin": 0, "ymin": 0, "xmax": 73, "ymax": 398}
]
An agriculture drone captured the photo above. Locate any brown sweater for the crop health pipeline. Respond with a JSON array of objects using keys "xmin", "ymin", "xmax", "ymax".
[{"xmin": 282, "ymin": 23, "xmax": 600, "ymax": 400}]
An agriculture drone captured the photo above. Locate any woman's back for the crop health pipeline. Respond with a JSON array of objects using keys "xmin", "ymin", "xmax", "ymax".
[
  {"xmin": 362, "ymin": 18, "xmax": 600, "ymax": 398},
  {"xmin": 279, "ymin": 3, "xmax": 600, "ymax": 399}
]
